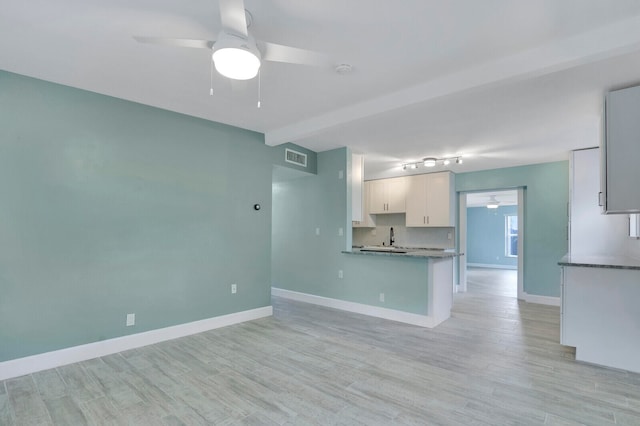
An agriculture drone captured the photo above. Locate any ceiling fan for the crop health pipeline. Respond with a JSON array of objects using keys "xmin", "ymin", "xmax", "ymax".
[
  {"xmin": 486, "ymin": 195, "xmax": 501, "ymax": 209},
  {"xmin": 134, "ymin": 0, "xmax": 328, "ymax": 81}
]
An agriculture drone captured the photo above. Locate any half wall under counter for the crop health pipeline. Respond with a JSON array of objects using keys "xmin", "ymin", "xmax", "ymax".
[
  {"xmin": 340, "ymin": 249, "xmax": 462, "ymax": 327},
  {"xmin": 559, "ymin": 254, "xmax": 640, "ymax": 373},
  {"xmin": 273, "ymin": 248, "xmax": 461, "ymax": 329}
]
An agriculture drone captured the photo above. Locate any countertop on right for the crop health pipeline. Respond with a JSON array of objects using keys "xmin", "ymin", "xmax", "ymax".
[{"xmin": 558, "ymin": 253, "xmax": 640, "ymax": 270}]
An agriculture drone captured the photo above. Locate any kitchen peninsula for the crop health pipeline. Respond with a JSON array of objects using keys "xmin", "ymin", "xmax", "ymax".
[{"xmin": 341, "ymin": 247, "xmax": 461, "ymax": 328}]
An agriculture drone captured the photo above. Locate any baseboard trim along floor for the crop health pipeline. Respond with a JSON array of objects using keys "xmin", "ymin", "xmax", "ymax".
[
  {"xmin": 0, "ymin": 306, "xmax": 273, "ymax": 381},
  {"xmin": 523, "ymin": 292, "xmax": 561, "ymax": 306},
  {"xmin": 467, "ymin": 263, "xmax": 518, "ymax": 270},
  {"xmin": 271, "ymin": 287, "xmax": 436, "ymax": 328}
]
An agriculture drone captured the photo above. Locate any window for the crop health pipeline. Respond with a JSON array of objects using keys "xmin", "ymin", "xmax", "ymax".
[{"xmin": 505, "ymin": 215, "xmax": 518, "ymax": 257}]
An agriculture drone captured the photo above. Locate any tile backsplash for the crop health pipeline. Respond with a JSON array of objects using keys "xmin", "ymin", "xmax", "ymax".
[{"xmin": 352, "ymin": 214, "xmax": 455, "ymax": 249}]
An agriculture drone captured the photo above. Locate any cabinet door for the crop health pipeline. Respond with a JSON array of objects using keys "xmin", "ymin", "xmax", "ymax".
[
  {"xmin": 386, "ymin": 177, "xmax": 407, "ymax": 213},
  {"xmin": 604, "ymin": 86, "xmax": 640, "ymax": 213},
  {"xmin": 406, "ymin": 174, "xmax": 428, "ymax": 226},
  {"xmin": 353, "ymin": 181, "xmax": 376, "ymax": 227},
  {"xmin": 425, "ymin": 172, "xmax": 451, "ymax": 226},
  {"xmin": 368, "ymin": 180, "xmax": 387, "ymax": 213}
]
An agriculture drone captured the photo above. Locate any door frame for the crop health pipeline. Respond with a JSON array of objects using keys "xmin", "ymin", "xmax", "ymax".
[{"xmin": 457, "ymin": 187, "xmax": 525, "ymax": 300}]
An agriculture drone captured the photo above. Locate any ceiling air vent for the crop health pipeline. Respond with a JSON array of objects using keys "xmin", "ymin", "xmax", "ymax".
[{"xmin": 285, "ymin": 148, "xmax": 307, "ymax": 167}]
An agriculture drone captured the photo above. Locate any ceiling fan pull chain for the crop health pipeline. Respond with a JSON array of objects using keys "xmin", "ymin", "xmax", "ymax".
[
  {"xmin": 257, "ymin": 69, "xmax": 262, "ymax": 108},
  {"xmin": 209, "ymin": 59, "xmax": 214, "ymax": 96}
]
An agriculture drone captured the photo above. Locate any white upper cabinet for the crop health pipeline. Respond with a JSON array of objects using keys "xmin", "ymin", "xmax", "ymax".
[
  {"xmin": 351, "ymin": 154, "xmax": 364, "ymax": 222},
  {"xmin": 353, "ymin": 181, "xmax": 376, "ymax": 227},
  {"xmin": 405, "ymin": 172, "xmax": 455, "ymax": 227},
  {"xmin": 369, "ymin": 177, "xmax": 407, "ymax": 214},
  {"xmin": 602, "ymin": 85, "xmax": 640, "ymax": 214}
]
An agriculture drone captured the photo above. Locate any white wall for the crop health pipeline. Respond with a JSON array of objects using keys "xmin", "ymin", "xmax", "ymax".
[
  {"xmin": 624, "ymin": 222, "xmax": 640, "ymax": 258},
  {"xmin": 570, "ymin": 148, "xmax": 636, "ymax": 257}
]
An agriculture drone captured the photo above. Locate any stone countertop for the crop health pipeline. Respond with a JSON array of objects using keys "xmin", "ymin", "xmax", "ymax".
[
  {"xmin": 343, "ymin": 248, "xmax": 462, "ymax": 259},
  {"xmin": 558, "ymin": 253, "xmax": 640, "ymax": 270}
]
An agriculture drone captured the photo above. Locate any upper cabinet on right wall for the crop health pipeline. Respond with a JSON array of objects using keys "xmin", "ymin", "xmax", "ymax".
[{"xmin": 602, "ymin": 85, "xmax": 640, "ymax": 214}]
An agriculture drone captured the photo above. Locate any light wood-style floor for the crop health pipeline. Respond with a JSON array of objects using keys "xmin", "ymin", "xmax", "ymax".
[{"xmin": 2, "ymin": 270, "xmax": 640, "ymax": 425}]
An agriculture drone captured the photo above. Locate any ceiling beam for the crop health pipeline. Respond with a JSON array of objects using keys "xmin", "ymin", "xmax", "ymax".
[{"xmin": 264, "ymin": 15, "xmax": 640, "ymax": 147}]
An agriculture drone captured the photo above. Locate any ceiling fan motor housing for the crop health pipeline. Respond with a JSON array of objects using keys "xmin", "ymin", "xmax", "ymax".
[{"xmin": 212, "ymin": 31, "xmax": 262, "ymax": 80}]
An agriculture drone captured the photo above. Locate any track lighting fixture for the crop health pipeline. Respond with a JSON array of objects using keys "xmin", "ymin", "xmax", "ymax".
[{"xmin": 401, "ymin": 156, "xmax": 464, "ymax": 171}]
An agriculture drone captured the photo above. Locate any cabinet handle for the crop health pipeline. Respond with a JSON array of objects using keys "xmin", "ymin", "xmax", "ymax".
[
  {"xmin": 423, "ymin": 216, "xmax": 425, "ymax": 224},
  {"xmin": 598, "ymin": 192, "xmax": 603, "ymax": 207},
  {"xmin": 427, "ymin": 216, "xmax": 430, "ymax": 225}
]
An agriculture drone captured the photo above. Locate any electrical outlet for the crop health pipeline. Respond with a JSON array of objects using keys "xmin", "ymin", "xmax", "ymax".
[
  {"xmin": 447, "ymin": 232, "xmax": 452, "ymax": 240},
  {"xmin": 126, "ymin": 313, "xmax": 135, "ymax": 327},
  {"xmin": 338, "ymin": 170, "xmax": 344, "ymax": 179},
  {"xmin": 315, "ymin": 228, "xmax": 320, "ymax": 236},
  {"xmin": 338, "ymin": 270, "xmax": 343, "ymax": 279},
  {"xmin": 338, "ymin": 227, "xmax": 344, "ymax": 236},
  {"xmin": 379, "ymin": 293, "xmax": 385, "ymax": 303},
  {"xmin": 231, "ymin": 283, "xmax": 237, "ymax": 294}
]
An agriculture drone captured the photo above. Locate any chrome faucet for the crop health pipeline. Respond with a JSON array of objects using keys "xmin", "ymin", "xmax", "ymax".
[{"xmin": 390, "ymin": 227, "xmax": 395, "ymax": 246}]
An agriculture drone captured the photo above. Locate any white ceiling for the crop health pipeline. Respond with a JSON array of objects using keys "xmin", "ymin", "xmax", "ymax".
[{"xmin": 4, "ymin": 0, "xmax": 640, "ymax": 179}]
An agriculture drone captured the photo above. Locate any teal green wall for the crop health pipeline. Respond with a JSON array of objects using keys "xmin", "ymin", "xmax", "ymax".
[
  {"xmin": 467, "ymin": 205, "xmax": 518, "ymax": 267},
  {"xmin": 272, "ymin": 148, "xmax": 349, "ymax": 296},
  {"xmin": 272, "ymin": 148, "xmax": 430, "ymax": 315},
  {"xmin": 0, "ymin": 71, "xmax": 273, "ymax": 362},
  {"xmin": 457, "ymin": 162, "xmax": 569, "ymax": 297}
]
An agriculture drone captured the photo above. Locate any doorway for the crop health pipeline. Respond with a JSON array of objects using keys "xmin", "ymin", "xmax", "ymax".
[{"xmin": 458, "ymin": 188, "xmax": 524, "ymax": 299}]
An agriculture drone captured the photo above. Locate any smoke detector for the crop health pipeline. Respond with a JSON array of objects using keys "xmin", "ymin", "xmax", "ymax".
[{"xmin": 334, "ymin": 63, "xmax": 353, "ymax": 75}]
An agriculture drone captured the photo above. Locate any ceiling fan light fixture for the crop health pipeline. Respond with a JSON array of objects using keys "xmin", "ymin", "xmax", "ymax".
[
  {"xmin": 212, "ymin": 32, "xmax": 261, "ymax": 80},
  {"xmin": 486, "ymin": 195, "xmax": 500, "ymax": 209}
]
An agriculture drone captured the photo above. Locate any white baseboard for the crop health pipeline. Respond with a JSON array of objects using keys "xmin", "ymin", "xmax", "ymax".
[
  {"xmin": 272, "ymin": 287, "xmax": 438, "ymax": 328},
  {"xmin": 524, "ymin": 292, "xmax": 561, "ymax": 306},
  {"xmin": 468, "ymin": 263, "xmax": 517, "ymax": 270},
  {"xmin": 0, "ymin": 306, "xmax": 272, "ymax": 381}
]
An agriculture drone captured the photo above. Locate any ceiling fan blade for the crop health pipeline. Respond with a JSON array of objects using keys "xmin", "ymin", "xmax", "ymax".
[
  {"xmin": 133, "ymin": 36, "xmax": 214, "ymax": 49},
  {"xmin": 218, "ymin": 0, "xmax": 248, "ymax": 38},
  {"xmin": 261, "ymin": 41, "xmax": 329, "ymax": 67}
]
